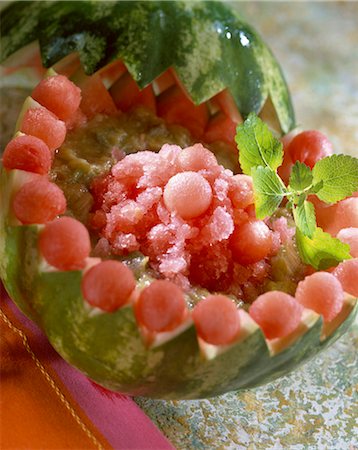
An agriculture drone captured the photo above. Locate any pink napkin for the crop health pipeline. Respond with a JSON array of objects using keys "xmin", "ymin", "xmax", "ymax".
[{"xmin": 0, "ymin": 284, "xmax": 174, "ymax": 449}]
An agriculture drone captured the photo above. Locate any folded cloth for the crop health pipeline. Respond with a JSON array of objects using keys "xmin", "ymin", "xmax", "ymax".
[{"xmin": 0, "ymin": 284, "xmax": 173, "ymax": 450}]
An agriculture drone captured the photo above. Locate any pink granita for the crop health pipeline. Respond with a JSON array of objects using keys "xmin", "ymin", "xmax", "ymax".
[
  {"xmin": 90, "ymin": 144, "xmax": 292, "ymax": 295},
  {"xmin": 271, "ymin": 217, "xmax": 295, "ymax": 244}
]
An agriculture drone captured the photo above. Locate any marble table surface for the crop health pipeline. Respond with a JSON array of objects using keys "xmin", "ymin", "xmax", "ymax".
[{"xmin": 0, "ymin": 2, "xmax": 357, "ymax": 449}]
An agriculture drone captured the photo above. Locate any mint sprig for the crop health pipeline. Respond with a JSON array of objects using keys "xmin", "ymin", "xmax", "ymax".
[
  {"xmin": 292, "ymin": 200, "xmax": 316, "ymax": 238},
  {"xmin": 289, "ymin": 162, "xmax": 312, "ymax": 191},
  {"xmin": 312, "ymin": 154, "xmax": 358, "ymax": 203},
  {"xmin": 295, "ymin": 228, "xmax": 351, "ymax": 270},
  {"xmin": 235, "ymin": 114, "xmax": 358, "ymax": 268},
  {"xmin": 252, "ymin": 166, "xmax": 286, "ymax": 219},
  {"xmin": 235, "ymin": 113, "xmax": 283, "ymax": 175}
]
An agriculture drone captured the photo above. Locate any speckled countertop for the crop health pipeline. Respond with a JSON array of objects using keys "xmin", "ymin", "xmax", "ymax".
[
  {"xmin": 0, "ymin": 2, "xmax": 357, "ymax": 449},
  {"xmin": 135, "ymin": 3, "xmax": 358, "ymax": 449}
]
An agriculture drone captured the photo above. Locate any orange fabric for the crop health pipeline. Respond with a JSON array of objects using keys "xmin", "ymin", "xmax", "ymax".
[{"xmin": 0, "ymin": 299, "xmax": 111, "ymax": 450}]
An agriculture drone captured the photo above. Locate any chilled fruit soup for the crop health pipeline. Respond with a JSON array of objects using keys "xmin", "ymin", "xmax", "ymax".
[
  {"xmin": 46, "ymin": 99, "xmax": 302, "ymax": 304},
  {"xmin": 3, "ymin": 71, "xmax": 358, "ymax": 348},
  {"xmin": 2, "ymin": 65, "xmax": 358, "ymax": 352}
]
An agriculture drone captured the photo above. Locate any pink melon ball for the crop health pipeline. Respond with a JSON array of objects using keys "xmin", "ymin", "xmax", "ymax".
[
  {"xmin": 192, "ymin": 295, "xmax": 241, "ymax": 345},
  {"xmin": 295, "ymin": 272, "xmax": 344, "ymax": 322},
  {"xmin": 163, "ymin": 171, "xmax": 212, "ymax": 220},
  {"xmin": 332, "ymin": 258, "xmax": 358, "ymax": 297},
  {"xmin": 230, "ymin": 220, "xmax": 272, "ymax": 265},
  {"xmin": 229, "ymin": 174, "xmax": 254, "ymax": 209},
  {"xmin": 13, "ymin": 178, "xmax": 66, "ymax": 224},
  {"xmin": 32, "ymin": 74, "xmax": 82, "ymax": 121},
  {"xmin": 309, "ymin": 195, "xmax": 337, "ymax": 231},
  {"xmin": 2, "ymin": 134, "xmax": 52, "ymax": 175},
  {"xmin": 39, "ymin": 216, "xmax": 91, "ymax": 271},
  {"xmin": 336, "ymin": 228, "xmax": 358, "ymax": 257},
  {"xmin": 249, "ymin": 291, "xmax": 303, "ymax": 339},
  {"xmin": 21, "ymin": 107, "xmax": 66, "ymax": 152},
  {"xmin": 325, "ymin": 197, "xmax": 358, "ymax": 236},
  {"xmin": 178, "ymin": 143, "xmax": 218, "ymax": 172}
]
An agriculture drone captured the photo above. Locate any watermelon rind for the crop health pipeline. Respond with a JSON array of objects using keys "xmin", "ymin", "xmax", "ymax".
[{"xmin": 0, "ymin": 1, "xmax": 295, "ymax": 133}]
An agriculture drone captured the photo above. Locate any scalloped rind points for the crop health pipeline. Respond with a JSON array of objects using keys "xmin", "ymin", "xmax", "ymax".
[{"xmin": 0, "ymin": 1, "xmax": 295, "ymax": 133}]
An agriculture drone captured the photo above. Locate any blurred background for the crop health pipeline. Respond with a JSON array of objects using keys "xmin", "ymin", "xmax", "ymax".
[{"xmin": 235, "ymin": 1, "xmax": 358, "ymax": 157}]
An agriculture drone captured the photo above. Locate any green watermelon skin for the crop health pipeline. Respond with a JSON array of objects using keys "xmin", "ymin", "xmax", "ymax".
[{"xmin": 1, "ymin": 1, "xmax": 294, "ymax": 133}]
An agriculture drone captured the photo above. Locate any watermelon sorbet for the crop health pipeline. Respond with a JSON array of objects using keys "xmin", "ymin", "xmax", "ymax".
[{"xmin": 90, "ymin": 143, "xmax": 294, "ymax": 299}]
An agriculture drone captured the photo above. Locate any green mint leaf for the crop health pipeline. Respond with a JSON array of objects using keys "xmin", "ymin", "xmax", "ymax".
[
  {"xmin": 289, "ymin": 162, "xmax": 313, "ymax": 191},
  {"xmin": 295, "ymin": 227, "xmax": 351, "ymax": 270},
  {"xmin": 293, "ymin": 200, "xmax": 316, "ymax": 238},
  {"xmin": 297, "ymin": 194, "xmax": 306, "ymax": 207},
  {"xmin": 252, "ymin": 166, "xmax": 286, "ymax": 219},
  {"xmin": 236, "ymin": 113, "xmax": 283, "ymax": 175},
  {"xmin": 308, "ymin": 180, "xmax": 324, "ymax": 194},
  {"xmin": 312, "ymin": 154, "xmax": 358, "ymax": 203}
]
